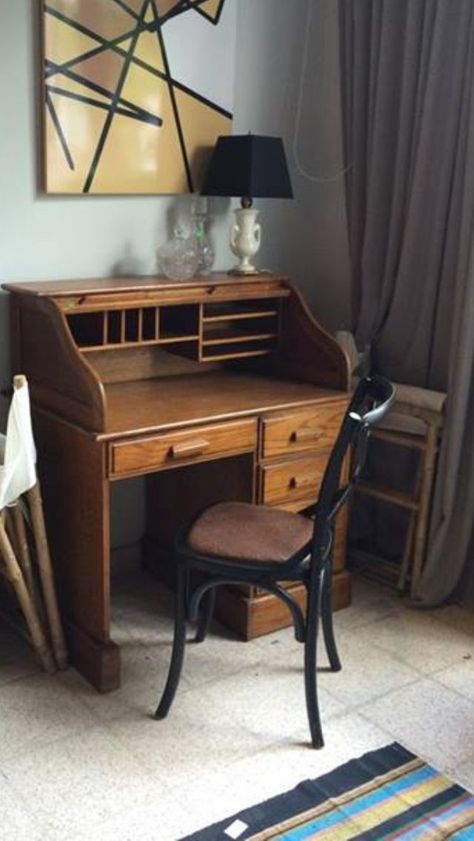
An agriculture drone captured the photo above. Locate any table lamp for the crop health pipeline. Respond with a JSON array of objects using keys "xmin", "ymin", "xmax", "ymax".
[{"xmin": 201, "ymin": 134, "xmax": 293, "ymax": 275}]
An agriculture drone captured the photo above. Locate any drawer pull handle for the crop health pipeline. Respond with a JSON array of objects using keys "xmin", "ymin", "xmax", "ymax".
[
  {"xmin": 289, "ymin": 476, "xmax": 314, "ymax": 490},
  {"xmin": 169, "ymin": 439, "xmax": 210, "ymax": 459},
  {"xmin": 290, "ymin": 428, "xmax": 319, "ymax": 443}
]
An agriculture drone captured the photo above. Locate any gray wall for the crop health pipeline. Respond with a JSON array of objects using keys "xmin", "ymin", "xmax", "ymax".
[
  {"xmin": 234, "ymin": 0, "xmax": 351, "ymax": 330},
  {"xmin": 0, "ymin": 0, "xmax": 351, "ymax": 548}
]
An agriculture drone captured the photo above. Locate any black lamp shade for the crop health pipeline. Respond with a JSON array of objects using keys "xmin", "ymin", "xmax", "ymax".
[{"xmin": 201, "ymin": 134, "xmax": 293, "ymax": 200}]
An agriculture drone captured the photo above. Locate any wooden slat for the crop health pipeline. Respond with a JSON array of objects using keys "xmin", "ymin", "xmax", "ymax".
[
  {"xmin": 202, "ymin": 332, "xmax": 277, "ymax": 346},
  {"xmin": 138, "ymin": 308, "xmax": 143, "ymax": 342},
  {"xmin": 201, "ymin": 349, "xmax": 273, "ymax": 362},
  {"xmin": 203, "ymin": 310, "xmax": 278, "ymax": 323},
  {"xmin": 371, "ymin": 428, "xmax": 426, "ymax": 449},
  {"xmin": 81, "ymin": 336, "xmax": 199, "ymax": 352},
  {"xmin": 356, "ymin": 481, "xmax": 419, "ymax": 511}
]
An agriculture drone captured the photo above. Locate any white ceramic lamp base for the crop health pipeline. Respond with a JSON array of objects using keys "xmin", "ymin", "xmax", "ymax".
[{"xmin": 229, "ymin": 207, "xmax": 262, "ymax": 275}]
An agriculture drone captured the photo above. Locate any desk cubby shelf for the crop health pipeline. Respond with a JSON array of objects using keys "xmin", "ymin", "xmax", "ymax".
[{"xmin": 65, "ymin": 296, "xmax": 281, "ymax": 362}]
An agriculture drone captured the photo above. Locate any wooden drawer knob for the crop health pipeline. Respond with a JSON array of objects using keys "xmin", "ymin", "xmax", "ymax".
[
  {"xmin": 169, "ymin": 439, "xmax": 210, "ymax": 459},
  {"xmin": 290, "ymin": 428, "xmax": 319, "ymax": 443},
  {"xmin": 289, "ymin": 476, "xmax": 313, "ymax": 490}
]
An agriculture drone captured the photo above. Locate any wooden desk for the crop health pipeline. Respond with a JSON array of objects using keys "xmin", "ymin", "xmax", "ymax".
[{"xmin": 4, "ymin": 273, "xmax": 350, "ymax": 692}]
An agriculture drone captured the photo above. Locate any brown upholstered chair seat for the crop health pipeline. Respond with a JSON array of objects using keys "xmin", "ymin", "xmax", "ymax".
[{"xmin": 187, "ymin": 501, "xmax": 313, "ymax": 564}]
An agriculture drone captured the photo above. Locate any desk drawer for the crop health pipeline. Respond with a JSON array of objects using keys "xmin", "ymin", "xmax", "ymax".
[
  {"xmin": 110, "ymin": 419, "xmax": 257, "ymax": 478},
  {"xmin": 261, "ymin": 402, "xmax": 348, "ymax": 459},
  {"xmin": 260, "ymin": 453, "xmax": 326, "ymax": 506}
]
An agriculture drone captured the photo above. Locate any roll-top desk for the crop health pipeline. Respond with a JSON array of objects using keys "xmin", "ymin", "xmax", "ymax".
[{"xmin": 4, "ymin": 273, "xmax": 351, "ymax": 692}]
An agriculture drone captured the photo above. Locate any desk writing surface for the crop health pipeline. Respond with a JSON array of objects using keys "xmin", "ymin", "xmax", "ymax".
[{"xmin": 100, "ymin": 371, "xmax": 348, "ymax": 440}]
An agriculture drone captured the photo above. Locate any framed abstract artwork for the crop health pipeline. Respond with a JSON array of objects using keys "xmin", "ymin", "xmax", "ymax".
[{"xmin": 42, "ymin": 0, "xmax": 236, "ymax": 194}]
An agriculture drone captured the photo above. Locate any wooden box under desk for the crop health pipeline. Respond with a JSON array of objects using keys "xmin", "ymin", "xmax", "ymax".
[{"xmin": 3, "ymin": 273, "xmax": 351, "ymax": 690}]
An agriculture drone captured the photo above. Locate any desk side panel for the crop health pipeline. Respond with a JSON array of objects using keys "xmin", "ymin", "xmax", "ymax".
[
  {"xmin": 278, "ymin": 284, "xmax": 350, "ymax": 391},
  {"xmin": 13, "ymin": 295, "xmax": 106, "ymax": 431}
]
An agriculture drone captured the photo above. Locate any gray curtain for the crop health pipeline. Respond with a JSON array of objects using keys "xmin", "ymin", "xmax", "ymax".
[{"xmin": 339, "ymin": 0, "xmax": 474, "ymax": 604}]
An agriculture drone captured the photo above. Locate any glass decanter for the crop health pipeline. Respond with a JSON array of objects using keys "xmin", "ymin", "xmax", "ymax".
[
  {"xmin": 193, "ymin": 211, "xmax": 215, "ymax": 276},
  {"xmin": 157, "ymin": 223, "xmax": 198, "ymax": 281}
]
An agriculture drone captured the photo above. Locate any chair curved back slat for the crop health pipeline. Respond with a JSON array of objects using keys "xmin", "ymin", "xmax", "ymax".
[{"xmin": 308, "ymin": 376, "xmax": 396, "ymax": 573}]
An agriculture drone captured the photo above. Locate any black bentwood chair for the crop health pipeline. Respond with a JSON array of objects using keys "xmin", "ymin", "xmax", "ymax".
[{"xmin": 154, "ymin": 376, "xmax": 395, "ymax": 748}]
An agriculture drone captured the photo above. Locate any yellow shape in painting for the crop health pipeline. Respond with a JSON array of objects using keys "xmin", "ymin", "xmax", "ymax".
[
  {"xmin": 48, "ymin": 73, "xmax": 111, "ymax": 106},
  {"xmin": 121, "ymin": 62, "xmax": 165, "ymax": 119},
  {"xmin": 46, "ymin": 0, "xmax": 136, "ymax": 41},
  {"xmin": 174, "ymin": 88, "xmax": 231, "ymax": 189},
  {"xmin": 118, "ymin": 29, "xmax": 165, "ymax": 74},
  {"xmin": 195, "ymin": 0, "xmax": 223, "ymax": 21},
  {"xmin": 45, "ymin": 15, "xmax": 99, "ymax": 66},
  {"xmin": 91, "ymin": 79, "xmax": 186, "ymax": 193},
  {"xmin": 45, "ymin": 94, "xmax": 108, "ymax": 193},
  {"xmin": 144, "ymin": 6, "xmax": 155, "ymax": 23},
  {"xmin": 155, "ymin": 1, "xmax": 182, "ymax": 16}
]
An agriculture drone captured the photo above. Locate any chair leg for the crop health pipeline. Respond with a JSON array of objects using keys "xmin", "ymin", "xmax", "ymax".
[
  {"xmin": 304, "ymin": 579, "xmax": 324, "ymax": 749},
  {"xmin": 194, "ymin": 587, "xmax": 216, "ymax": 643},
  {"xmin": 321, "ymin": 565, "xmax": 341, "ymax": 672},
  {"xmin": 155, "ymin": 565, "xmax": 187, "ymax": 720}
]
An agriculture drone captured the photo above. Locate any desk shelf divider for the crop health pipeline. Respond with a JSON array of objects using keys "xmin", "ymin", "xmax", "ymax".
[{"xmin": 65, "ymin": 294, "xmax": 286, "ymax": 365}]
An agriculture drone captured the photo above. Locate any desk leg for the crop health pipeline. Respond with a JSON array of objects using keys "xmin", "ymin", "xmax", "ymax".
[{"xmin": 33, "ymin": 411, "xmax": 120, "ymax": 693}]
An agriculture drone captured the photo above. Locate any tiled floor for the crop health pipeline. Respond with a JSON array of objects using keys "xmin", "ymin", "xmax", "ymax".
[{"xmin": 1, "ymin": 564, "xmax": 474, "ymax": 841}]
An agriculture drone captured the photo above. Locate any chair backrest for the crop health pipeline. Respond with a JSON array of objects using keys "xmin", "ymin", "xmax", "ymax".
[
  {"xmin": 0, "ymin": 376, "xmax": 37, "ymax": 510},
  {"xmin": 310, "ymin": 375, "xmax": 395, "ymax": 574}
]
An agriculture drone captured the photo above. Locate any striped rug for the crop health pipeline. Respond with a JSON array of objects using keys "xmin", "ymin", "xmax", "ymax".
[{"xmin": 182, "ymin": 743, "xmax": 474, "ymax": 840}]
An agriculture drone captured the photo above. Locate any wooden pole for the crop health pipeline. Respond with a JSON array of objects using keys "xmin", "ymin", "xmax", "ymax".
[
  {"xmin": 411, "ymin": 422, "xmax": 439, "ymax": 598},
  {"xmin": 0, "ymin": 515, "xmax": 56, "ymax": 674},
  {"xmin": 9, "ymin": 504, "xmax": 44, "ymax": 618},
  {"xmin": 11, "ymin": 375, "xmax": 68, "ymax": 670},
  {"xmin": 27, "ymin": 483, "xmax": 68, "ymax": 670}
]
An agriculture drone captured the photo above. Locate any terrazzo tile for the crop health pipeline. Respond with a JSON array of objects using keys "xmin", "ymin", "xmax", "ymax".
[
  {"xmin": 354, "ymin": 609, "xmax": 474, "ymax": 674},
  {"xmin": 359, "ymin": 678, "xmax": 474, "ymax": 770},
  {"xmin": 317, "ymin": 632, "xmax": 420, "ymax": 707},
  {"xmin": 2, "ymin": 726, "xmax": 172, "ymax": 841},
  {"xmin": 0, "ymin": 622, "xmax": 40, "ymax": 687},
  {"xmin": 432, "ymin": 659, "xmax": 474, "ymax": 703},
  {"xmin": 431, "ymin": 603, "xmax": 474, "ymax": 636},
  {"xmin": 67, "ymin": 794, "xmax": 189, "ymax": 841},
  {"xmin": 333, "ymin": 577, "xmax": 402, "ymax": 631},
  {"xmin": 0, "ymin": 774, "xmax": 45, "ymax": 841},
  {"xmin": 0, "ymin": 672, "xmax": 99, "ymax": 762}
]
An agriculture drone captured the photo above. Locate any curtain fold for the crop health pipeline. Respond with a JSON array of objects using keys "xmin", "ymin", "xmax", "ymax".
[{"xmin": 339, "ymin": 0, "xmax": 474, "ymax": 604}]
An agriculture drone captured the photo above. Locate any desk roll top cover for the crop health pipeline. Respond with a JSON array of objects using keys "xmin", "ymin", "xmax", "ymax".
[{"xmin": 4, "ymin": 273, "xmax": 351, "ymax": 692}]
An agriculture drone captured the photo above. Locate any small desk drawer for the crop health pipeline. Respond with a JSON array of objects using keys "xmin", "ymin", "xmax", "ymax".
[
  {"xmin": 110, "ymin": 419, "xmax": 257, "ymax": 478},
  {"xmin": 261, "ymin": 402, "xmax": 347, "ymax": 459},
  {"xmin": 260, "ymin": 453, "xmax": 326, "ymax": 506}
]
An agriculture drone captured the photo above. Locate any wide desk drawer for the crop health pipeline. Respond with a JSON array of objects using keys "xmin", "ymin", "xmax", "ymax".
[
  {"xmin": 261, "ymin": 402, "xmax": 348, "ymax": 459},
  {"xmin": 260, "ymin": 453, "xmax": 326, "ymax": 506},
  {"xmin": 109, "ymin": 418, "xmax": 257, "ymax": 478}
]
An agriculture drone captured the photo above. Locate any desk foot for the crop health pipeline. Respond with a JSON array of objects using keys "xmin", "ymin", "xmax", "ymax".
[{"xmin": 65, "ymin": 620, "xmax": 121, "ymax": 693}]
